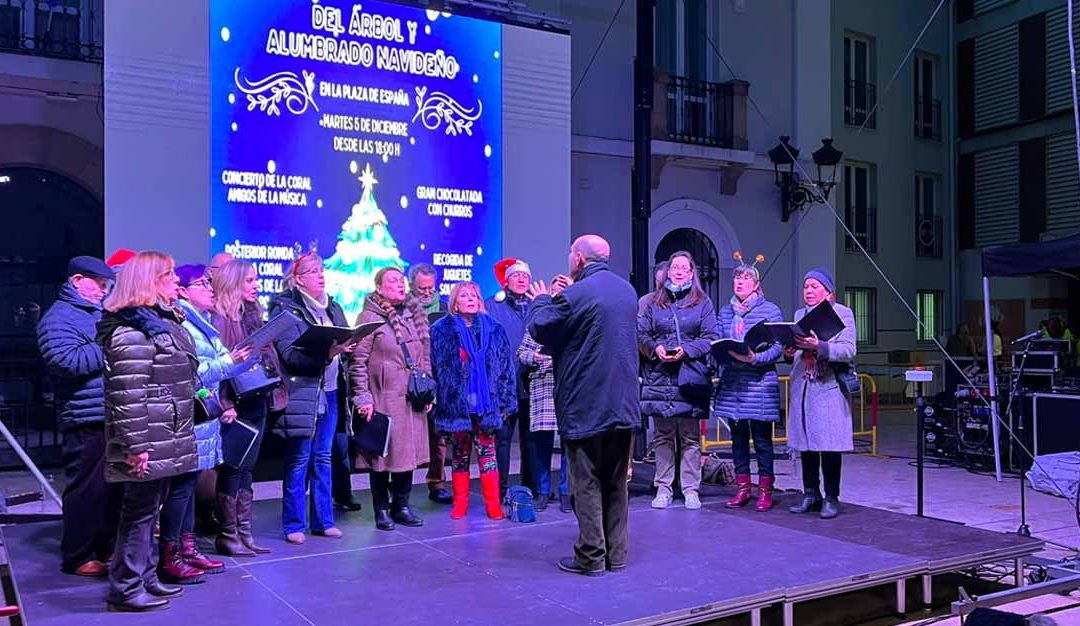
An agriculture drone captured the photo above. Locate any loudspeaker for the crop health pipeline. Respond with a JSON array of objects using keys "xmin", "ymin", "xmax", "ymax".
[{"xmin": 965, "ymin": 607, "xmax": 1025, "ymax": 626}]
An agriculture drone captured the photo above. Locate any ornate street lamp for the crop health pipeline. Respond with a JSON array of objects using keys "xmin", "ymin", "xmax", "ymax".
[{"xmin": 768, "ymin": 136, "xmax": 843, "ymax": 222}]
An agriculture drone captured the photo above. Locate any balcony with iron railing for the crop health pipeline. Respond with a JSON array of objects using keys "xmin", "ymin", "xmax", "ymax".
[
  {"xmin": 914, "ymin": 98, "xmax": 941, "ymax": 141},
  {"xmin": 915, "ymin": 215, "xmax": 943, "ymax": 258},
  {"xmin": 844, "ymin": 80, "xmax": 877, "ymax": 129},
  {"xmin": 844, "ymin": 206, "xmax": 877, "ymax": 253},
  {"xmin": 652, "ymin": 72, "xmax": 749, "ymax": 150},
  {"xmin": 0, "ymin": 0, "xmax": 102, "ymax": 63}
]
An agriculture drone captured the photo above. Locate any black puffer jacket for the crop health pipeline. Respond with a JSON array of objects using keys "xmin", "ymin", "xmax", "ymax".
[
  {"xmin": 268, "ymin": 289, "xmax": 351, "ymax": 440},
  {"xmin": 97, "ymin": 305, "xmax": 199, "ymax": 483},
  {"xmin": 637, "ymin": 290, "xmax": 719, "ymax": 419}
]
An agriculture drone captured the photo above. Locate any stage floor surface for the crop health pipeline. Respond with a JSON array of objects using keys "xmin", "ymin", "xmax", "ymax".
[{"xmin": 3, "ymin": 485, "xmax": 1043, "ymax": 626}]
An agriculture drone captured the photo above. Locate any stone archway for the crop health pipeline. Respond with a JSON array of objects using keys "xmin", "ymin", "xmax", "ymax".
[
  {"xmin": 0, "ymin": 124, "xmax": 103, "ymax": 202},
  {"xmin": 650, "ymin": 197, "xmax": 741, "ymax": 273}
]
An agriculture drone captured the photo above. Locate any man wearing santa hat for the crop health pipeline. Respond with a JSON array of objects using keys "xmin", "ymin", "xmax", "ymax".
[{"xmin": 485, "ymin": 258, "xmax": 537, "ymax": 498}]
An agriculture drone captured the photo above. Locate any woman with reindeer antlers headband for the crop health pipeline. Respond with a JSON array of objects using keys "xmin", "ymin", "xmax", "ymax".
[{"xmin": 713, "ymin": 252, "xmax": 785, "ymax": 512}]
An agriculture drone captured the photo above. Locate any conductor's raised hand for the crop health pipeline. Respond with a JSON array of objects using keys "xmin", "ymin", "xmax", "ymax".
[{"xmin": 527, "ymin": 281, "xmax": 549, "ymax": 300}]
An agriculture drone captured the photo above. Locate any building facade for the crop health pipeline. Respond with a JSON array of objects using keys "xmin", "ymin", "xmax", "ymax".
[
  {"xmin": 530, "ymin": 0, "xmax": 956, "ymax": 364},
  {"xmin": 954, "ymin": 0, "xmax": 1080, "ymax": 344}
]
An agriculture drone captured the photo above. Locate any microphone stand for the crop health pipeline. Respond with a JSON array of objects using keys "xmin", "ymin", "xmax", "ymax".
[{"xmin": 1006, "ymin": 338, "xmax": 1035, "ymax": 537}]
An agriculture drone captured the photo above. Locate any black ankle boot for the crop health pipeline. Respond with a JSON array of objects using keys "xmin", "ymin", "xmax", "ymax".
[
  {"xmin": 144, "ymin": 579, "xmax": 183, "ymax": 597},
  {"xmin": 820, "ymin": 496, "xmax": 841, "ymax": 519},
  {"xmin": 788, "ymin": 489, "xmax": 822, "ymax": 514},
  {"xmin": 391, "ymin": 504, "xmax": 423, "ymax": 527},
  {"xmin": 374, "ymin": 509, "xmax": 395, "ymax": 531}
]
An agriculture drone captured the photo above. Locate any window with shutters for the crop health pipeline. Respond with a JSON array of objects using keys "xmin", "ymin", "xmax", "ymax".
[
  {"xmin": 974, "ymin": 25, "xmax": 1018, "ymax": 132},
  {"xmin": 916, "ymin": 290, "xmax": 943, "ymax": 343},
  {"xmin": 1045, "ymin": 133, "xmax": 1080, "ymax": 237},
  {"xmin": 973, "ymin": 0, "xmax": 1016, "ymax": 17},
  {"xmin": 1046, "ymin": 6, "xmax": 1080, "ymax": 113},
  {"xmin": 914, "ymin": 55, "xmax": 941, "ymax": 140},
  {"xmin": 973, "ymin": 145, "xmax": 1019, "ymax": 247},
  {"xmin": 844, "ymin": 34, "xmax": 876, "ymax": 128},
  {"xmin": 844, "ymin": 287, "xmax": 877, "ymax": 346},
  {"xmin": 844, "ymin": 162, "xmax": 877, "ymax": 253}
]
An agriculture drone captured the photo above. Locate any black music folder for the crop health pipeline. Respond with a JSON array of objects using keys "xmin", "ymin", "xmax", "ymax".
[
  {"xmin": 221, "ymin": 419, "xmax": 260, "ymax": 468},
  {"xmin": 296, "ymin": 321, "xmax": 384, "ymax": 356},
  {"xmin": 353, "ymin": 411, "xmax": 392, "ymax": 457},
  {"xmin": 795, "ymin": 301, "xmax": 845, "ymax": 342}
]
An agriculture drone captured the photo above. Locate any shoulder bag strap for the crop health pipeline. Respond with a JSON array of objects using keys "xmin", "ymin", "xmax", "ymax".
[{"xmin": 399, "ymin": 341, "xmax": 416, "ymax": 370}]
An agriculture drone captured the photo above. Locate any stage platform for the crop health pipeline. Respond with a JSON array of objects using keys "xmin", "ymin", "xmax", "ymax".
[{"xmin": 2, "ymin": 485, "xmax": 1042, "ymax": 626}]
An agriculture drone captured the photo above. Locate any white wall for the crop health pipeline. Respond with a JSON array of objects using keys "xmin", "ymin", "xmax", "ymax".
[
  {"xmin": 502, "ymin": 25, "xmax": 572, "ymax": 283},
  {"xmin": 104, "ymin": 0, "xmax": 210, "ymax": 263}
]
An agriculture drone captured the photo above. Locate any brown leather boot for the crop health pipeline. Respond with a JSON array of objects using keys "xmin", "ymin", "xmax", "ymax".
[
  {"xmin": 214, "ymin": 494, "xmax": 254, "ymax": 557},
  {"xmin": 157, "ymin": 541, "xmax": 205, "ymax": 585},
  {"xmin": 725, "ymin": 474, "xmax": 753, "ymax": 508},
  {"xmin": 755, "ymin": 475, "xmax": 775, "ymax": 512},
  {"xmin": 181, "ymin": 533, "xmax": 224, "ymax": 574},
  {"xmin": 237, "ymin": 489, "xmax": 270, "ymax": 554}
]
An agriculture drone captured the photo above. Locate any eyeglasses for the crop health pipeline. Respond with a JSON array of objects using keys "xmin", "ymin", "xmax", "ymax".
[
  {"xmin": 298, "ymin": 268, "xmax": 323, "ymax": 277},
  {"xmin": 189, "ymin": 279, "xmax": 211, "ymax": 289},
  {"xmin": 413, "ymin": 285, "xmax": 436, "ymax": 294},
  {"xmin": 159, "ymin": 269, "xmax": 178, "ymax": 279}
]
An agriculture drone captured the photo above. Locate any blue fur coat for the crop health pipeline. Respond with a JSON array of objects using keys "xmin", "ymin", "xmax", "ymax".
[{"xmin": 430, "ymin": 314, "xmax": 518, "ymax": 433}]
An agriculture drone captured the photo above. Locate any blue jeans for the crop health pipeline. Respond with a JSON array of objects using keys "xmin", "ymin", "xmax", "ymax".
[
  {"xmin": 559, "ymin": 444, "xmax": 569, "ymax": 497},
  {"xmin": 532, "ymin": 431, "xmax": 555, "ymax": 498},
  {"xmin": 282, "ymin": 392, "xmax": 337, "ymax": 535}
]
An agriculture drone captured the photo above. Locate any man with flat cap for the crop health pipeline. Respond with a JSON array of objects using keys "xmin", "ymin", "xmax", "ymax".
[{"xmin": 37, "ymin": 256, "xmax": 123, "ymax": 577}]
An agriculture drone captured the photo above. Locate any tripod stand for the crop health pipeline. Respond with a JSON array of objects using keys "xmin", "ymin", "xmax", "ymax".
[{"xmin": 1005, "ymin": 338, "xmax": 1036, "ymax": 538}]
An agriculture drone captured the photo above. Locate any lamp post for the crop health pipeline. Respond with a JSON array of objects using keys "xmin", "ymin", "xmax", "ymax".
[{"xmin": 768, "ymin": 136, "xmax": 843, "ymax": 221}]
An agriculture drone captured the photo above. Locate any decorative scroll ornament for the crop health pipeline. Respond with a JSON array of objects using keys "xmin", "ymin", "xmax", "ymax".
[
  {"xmin": 412, "ymin": 86, "xmax": 481, "ymax": 137},
  {"xmin": 235, "ymin": 68, "xmax": 318, "ymax": 116}
]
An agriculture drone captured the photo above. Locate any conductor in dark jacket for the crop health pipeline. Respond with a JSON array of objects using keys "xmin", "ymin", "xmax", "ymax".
[
  {"xmin": 527, "ymin": 234, "xmax": 639, "ymax": 576},
  {"xmin": 37, "ymin": 256, "xmax": 122, "ymax": 577}
]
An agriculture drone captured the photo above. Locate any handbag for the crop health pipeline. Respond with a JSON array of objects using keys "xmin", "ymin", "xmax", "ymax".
[
  {"xmin": 671, "ymin": 307, "xmax": 712, "ymax": 402},
  {"xmin": 193, "ymin": 388, "xmax": 223, "ymax": 424},
  {"xmin": 832, "ymin": 362, "xmax": 861, "ymax": 396},
  {"xmin": 226, "ymin": 362, "xmax": 281, "ymax": 400},
  {"xmin": 400, "ymin": 341, "xmax": 436, "ymax": 411}
]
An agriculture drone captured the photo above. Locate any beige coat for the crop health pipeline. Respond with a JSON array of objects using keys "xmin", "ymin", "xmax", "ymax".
[{"xmin": 349, "ymin": 297, "xmax": 431, "ymax": 473}]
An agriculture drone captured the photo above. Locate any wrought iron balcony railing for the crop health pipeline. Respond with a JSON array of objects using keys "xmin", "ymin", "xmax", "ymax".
[
  {"xmin": 845, "ymin": 205, "xmax": 877, "ymax": 253},
  {"xmin": 915, "ymin": 215, "xmax": 943, "ymax": 258},
  {"xmin": 914, "ymin": 98, "xmax": 941, "ymax": 141},
  {"xmin": 844, "ymin": 80, "xmax": 877, "ymax": 129},
  {"xmin": 652, "ymin": 72, "xmax": 749, "ymax": 150},
  {"xmin": 0, "ymin": 0, "xmax": 102, "ymax": 63}
]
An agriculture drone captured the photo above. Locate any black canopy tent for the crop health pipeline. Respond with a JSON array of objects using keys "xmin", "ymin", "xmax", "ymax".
[
  {"xmin": 979, "ymin": 234, "xmax": 1080, "ymax": 480},
  {"xmin": 982, "ymin": 233, "xmax": 1080, "ymax": 278}
]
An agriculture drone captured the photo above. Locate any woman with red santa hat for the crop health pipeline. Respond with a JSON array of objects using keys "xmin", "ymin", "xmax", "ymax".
[{"xmin": 484, "ymin": 258, "xmax": 537, "ymax": 499}]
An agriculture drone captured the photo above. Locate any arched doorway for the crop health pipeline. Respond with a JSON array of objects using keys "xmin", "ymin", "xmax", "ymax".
[
  {"xmin": 655, "ymin": 228, "xmax": 721, "ymax": 307},
  {"xmin": 0, "ymin": 166, "xmax": 104, "ymax": 467}
]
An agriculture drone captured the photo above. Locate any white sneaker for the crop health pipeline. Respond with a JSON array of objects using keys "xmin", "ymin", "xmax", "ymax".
[
  {"xmin": 684, "ymin": 491, "xmax": 702, "ymax": 510},
  {"xmin": 651, "ymin": 491, "xmax": 672, "ymax": 509}
]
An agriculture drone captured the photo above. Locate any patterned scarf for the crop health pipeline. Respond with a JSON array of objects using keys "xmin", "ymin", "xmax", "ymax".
[
  {"xmin": 453, "ymin": 314, "xmax": 492, "ymax": 416},
  {"xmin": 729, "ymin": 291, "xmax": 763, "ymax": 339},
  {"xmin": 365, "ymin": 291, "xmax": 430, "ymax": 345},
  {"xmin": 800, "ymin": 296, "xmax": 834, "ymax": 381}
]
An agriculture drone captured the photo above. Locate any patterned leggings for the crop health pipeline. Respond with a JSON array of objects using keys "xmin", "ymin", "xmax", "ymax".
[{"xmin": 449, "ymin": 428, "xmax": 498, "ymax": 474}]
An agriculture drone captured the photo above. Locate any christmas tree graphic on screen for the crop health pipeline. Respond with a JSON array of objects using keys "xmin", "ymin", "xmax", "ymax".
[{"xmin": 324, "ymin": 162, "xmax": 405, "ymax": 323}]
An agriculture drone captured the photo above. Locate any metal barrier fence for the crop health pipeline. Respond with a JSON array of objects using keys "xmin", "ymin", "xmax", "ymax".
[{"xmin": 702, "ymin": 373, "xmax": 879, "ymax": 456}]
